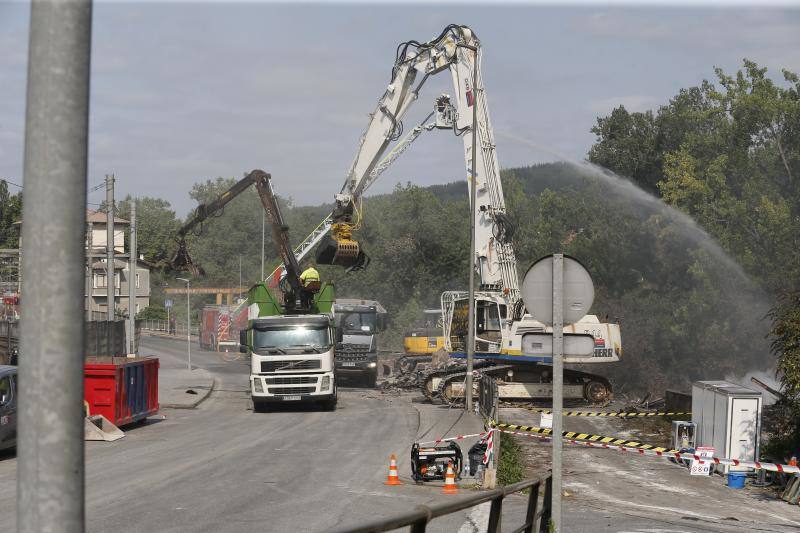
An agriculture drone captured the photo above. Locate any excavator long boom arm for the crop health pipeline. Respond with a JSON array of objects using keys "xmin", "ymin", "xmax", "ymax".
[
  {"xmin": 168, "ymin": 169, "xmax": 304, "ymax": 296},
  {"xmin": 177, "ymin": 173, "xmax": 263, "ymax": 238},
  {"xmin": 317, "ymin": 24, "xmax": 519, "ymax": 300}
]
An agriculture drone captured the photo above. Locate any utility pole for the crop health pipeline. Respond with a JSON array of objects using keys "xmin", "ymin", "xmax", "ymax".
[
  {"xmin": 127, "ymin": 199, "xmax": 136, "ymax": 356},
  {"xmin": 239, "ymin": 254, "xmax": 242, "ymax": 301},
  {"xmin": 465, "ymin": 44, "xmax": 479, "ymax": 413},
  {"xmin": 18, "ymin": 1, "xmax": 91, "ymax": 531},
  {"xmin": 105, "ymin": 173, "xmax": 115, "ymax": 322},
  {"xmin": 177, "ymin": 277, "xmax": 191, "ymax": 370},
  {"xmin": 551, "ymin": 253, "xmax": 564, "ymax": 532},
  {"xmin": 261, "ymin": 211, "xmax": 265, "ymax": 280},
  {"xmin": 86, "ymin": 221, "xmax": 93, "ymax": 321}
]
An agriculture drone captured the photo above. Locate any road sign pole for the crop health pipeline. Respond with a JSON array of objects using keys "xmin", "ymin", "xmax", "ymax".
[
  {"xmin": 551, "ymin": 253, "xmax": 564, "ymax": 532},
  {"xmin": 521, "ymin": 253, "xmax": 594, "ymax": 532}
]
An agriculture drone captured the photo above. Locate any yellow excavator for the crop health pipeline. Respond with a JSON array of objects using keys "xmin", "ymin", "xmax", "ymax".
[{"xmin": 396, "ymin": 309, "xmax": 447, "ymax": 374}]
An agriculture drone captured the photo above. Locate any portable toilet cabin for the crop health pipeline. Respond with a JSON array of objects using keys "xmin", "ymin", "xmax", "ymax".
[{"xmin": 691, "ymin": 380, "xmax": 762, "ymax": 473}]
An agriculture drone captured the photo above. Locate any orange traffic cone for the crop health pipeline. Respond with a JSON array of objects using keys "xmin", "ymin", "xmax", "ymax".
[
  {"xmin": 384, "ymin": 454, "xmax": 403, "ymax": 485},
  {"xmin": 442, "ymin": 462, "xmax": 458, "ymax": 494}
]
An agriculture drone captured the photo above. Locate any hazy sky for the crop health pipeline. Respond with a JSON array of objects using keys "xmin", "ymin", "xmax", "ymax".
[{"xmin": 1, "ymin": 2, "xmax": 798, "ymax": 215}]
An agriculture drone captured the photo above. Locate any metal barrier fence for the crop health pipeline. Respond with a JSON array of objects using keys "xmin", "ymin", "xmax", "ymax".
[
  {"xmin": 0, "ymin": 319, "xmax": 139, "ymax": 362},
  {"xmin": 331, "ymin": 473, "xmax": 552, "ymax": 533},
  {"xmin": 0, "ymin": 320, "xmax": 18, "ymax": 364},
  {"xmin": 140, "ymin": 319, "xmax": 198, "ymax": 337},
  {"xmin": 85, "ymin": 320, "xmax": 140, "ymax": 356}
]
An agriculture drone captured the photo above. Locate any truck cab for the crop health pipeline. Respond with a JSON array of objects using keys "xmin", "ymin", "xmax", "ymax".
[
  {"xmin": 247, "ymin": 314, "xmax": 337, "ymax": 411},
  {"xmin": 333, "ymin": 299, "xmax": 387, "ymax": 388}
]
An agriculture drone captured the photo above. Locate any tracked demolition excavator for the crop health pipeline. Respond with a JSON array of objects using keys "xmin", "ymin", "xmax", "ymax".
[{"xmin": 265, "ymin": 24, "xmax": 623, "ymax": 404}]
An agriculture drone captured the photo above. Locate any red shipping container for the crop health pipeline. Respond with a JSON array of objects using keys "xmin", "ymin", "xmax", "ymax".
[{"xmin": 84, "ymin": 356, "xmax": 159, "ymax": 427}]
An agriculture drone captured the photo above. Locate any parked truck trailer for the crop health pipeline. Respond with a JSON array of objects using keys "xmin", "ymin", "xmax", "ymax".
[{"xmin": 199, "ymin": 304, "xmax": 248, "ymax": 352}]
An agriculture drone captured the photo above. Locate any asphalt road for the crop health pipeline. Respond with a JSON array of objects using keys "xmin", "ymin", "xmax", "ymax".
[
  {"xmin": 4, "ymin": 338, "xmax": 795, "ymax": 532},
  {"xmin": 0, "ymin": 336, "xmax": 490, "ymax": 532}
]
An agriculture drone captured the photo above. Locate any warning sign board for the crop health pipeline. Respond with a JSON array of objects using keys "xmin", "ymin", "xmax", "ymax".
[{"xmin": 690, "ymin": 446, "xmax": 715, "ymax": 476}]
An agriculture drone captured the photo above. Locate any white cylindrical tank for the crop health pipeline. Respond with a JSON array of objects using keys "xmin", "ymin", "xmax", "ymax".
[{"xmin": 691, "ymin": 381, "xmax": 762, "ymax": 473}]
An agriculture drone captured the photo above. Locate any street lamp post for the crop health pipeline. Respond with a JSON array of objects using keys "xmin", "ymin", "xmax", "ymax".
[{"xmin": 176, "ymin": 277, "xmax": 191, "ymax": 371}]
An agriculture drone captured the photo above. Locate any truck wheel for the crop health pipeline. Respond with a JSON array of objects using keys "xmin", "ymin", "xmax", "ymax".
[{"xmin": 366, "ymin": 372, "xmax": 378, "ymax": 389}]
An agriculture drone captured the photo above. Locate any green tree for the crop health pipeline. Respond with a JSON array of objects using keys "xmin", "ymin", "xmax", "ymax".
[
  {"xmin": 0, "ymin": 180, "xmax": 22, "ymax": 248},
  {"xmin": 137, "ymin": 305, "xmax": 168, "ymax": 320},
  {"xmin": 117, "ymin": 196, "xmax": 181, "ymax": 263}
]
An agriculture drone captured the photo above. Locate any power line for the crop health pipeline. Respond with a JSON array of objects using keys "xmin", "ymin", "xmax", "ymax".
[
  {"xmin": 1, "ymin": 178, "xmax": 23, "ymax": 189},
  {"xmin": 3, "ymin": 177, "xmax": 109, "ymax": 208}
]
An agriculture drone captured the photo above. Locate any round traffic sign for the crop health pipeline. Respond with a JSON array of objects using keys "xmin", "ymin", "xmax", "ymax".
[{"xmin": 521, "ymin": 254, "xmax": 594, "ymax": 326}]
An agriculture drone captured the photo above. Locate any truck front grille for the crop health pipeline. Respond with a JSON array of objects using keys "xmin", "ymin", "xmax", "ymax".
[
  {"xmin": 261, "ymin": 360, "xmax": 321, "ymax": 372},
  {"xmin": 268, "ymin": 386, "xmax": 316, "ymax": 395},
  {"xmin": 265, "ymin": 376, "xmax": 318, "ymax": 385},
  {"xmin": 336, "ymin": 352, "xmax": 369, "ymax": 362}
]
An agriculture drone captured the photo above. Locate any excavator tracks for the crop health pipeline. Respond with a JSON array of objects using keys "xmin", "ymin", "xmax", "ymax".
[{"xmin": 413, "ymin": 359, "xmax": 613, "ymax": 406}]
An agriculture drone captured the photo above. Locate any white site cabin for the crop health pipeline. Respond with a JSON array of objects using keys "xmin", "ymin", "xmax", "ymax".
[{"xmin": 691, "ymin": 380, "xmax": 762, "ymax": 473}]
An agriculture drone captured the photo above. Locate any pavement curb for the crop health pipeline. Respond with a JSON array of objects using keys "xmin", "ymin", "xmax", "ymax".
[{"xmin": 161, "ymin": 377, "xmax": 218, "ymax": 410}]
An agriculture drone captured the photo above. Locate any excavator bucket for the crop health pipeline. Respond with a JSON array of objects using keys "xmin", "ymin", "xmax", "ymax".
[
  {"xmin": 168, "ymin": 238, "xmax": 205, "ymax": 277},
  {"xmin": 315, "ymin": 235, "xmax": 369, "ymax": 271}
]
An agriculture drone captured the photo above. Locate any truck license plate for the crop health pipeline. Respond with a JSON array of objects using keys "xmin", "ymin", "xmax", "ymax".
[
  {"xmin": 342, "ymin": 362, "xmax": 356, "ymax": 367},
  {"xmin": 282, "ymin": 395, "xmax": 301, "ymax": 401}
]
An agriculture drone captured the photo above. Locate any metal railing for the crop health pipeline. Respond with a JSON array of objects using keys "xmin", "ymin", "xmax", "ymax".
[
  {"xmin": 330, "ymin": 473, "xmax": 552, "ymax": 533},
  {"xmin": 140, "ymin": 319, "xmax": 198, "ymax": 337}
]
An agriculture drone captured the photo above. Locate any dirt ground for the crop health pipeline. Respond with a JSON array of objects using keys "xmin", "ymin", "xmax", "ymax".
[{"xmin": 499, "ymin": 404, "xmax": 800, "ymax": 532}]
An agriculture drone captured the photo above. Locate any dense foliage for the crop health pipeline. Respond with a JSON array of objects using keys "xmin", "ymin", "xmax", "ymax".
[
  {"xmin": 0, "ymin": 181, "xmax": 22, "ymax": 248},
  {"xmin": 588, "ymin": 60, "xmax": 800, "ymax": 457},
  {"xmin": 103, "ymin": 62, "xmax": 798, "ymax": 426}
]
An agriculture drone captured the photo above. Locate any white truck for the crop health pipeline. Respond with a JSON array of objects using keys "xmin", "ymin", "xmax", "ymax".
[
  {"xmin": 237, "ymin": 170, "xmax": 338, "ymax": 412},
  {"xmin": 245, "ymin": 307, "xmax": 337, "ymax": 412}
]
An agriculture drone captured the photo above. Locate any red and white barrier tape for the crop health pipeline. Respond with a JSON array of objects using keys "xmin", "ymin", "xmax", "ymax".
[
  {"xmin": 483, "ymin": 428, "xmax": 495, "ymax": 465},
  {"xmin": 417, "ymin": 431, "xmax": 487, "ymax": 446},
  {"xmin": 497, "ymin": 428, "xmax": 800, "ymax": 474}
]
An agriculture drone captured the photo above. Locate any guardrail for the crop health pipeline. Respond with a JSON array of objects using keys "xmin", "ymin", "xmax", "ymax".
[
  {"xmin": 330, "ymin": 473, "xmax": 552, "ymax": 533},
  {"xmin": 140, "ymin": 319, "xmax": 198, "ymax": 337}
]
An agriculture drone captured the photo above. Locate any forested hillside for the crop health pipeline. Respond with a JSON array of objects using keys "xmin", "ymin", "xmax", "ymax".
[{"xmin": 110, "ymin": 61, "xmax": 800, "ymax": 408}]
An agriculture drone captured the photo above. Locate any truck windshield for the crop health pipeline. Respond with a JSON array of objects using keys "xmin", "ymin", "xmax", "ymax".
[
  {"xmin": 253, "ymin": 326, "xmax": 330, "ymax": 350},
  {"xmin": 336, "ymin": 312, "xmax": 376, "ymax": 334}
]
